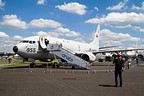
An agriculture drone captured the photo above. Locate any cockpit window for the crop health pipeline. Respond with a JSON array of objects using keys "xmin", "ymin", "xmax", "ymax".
[
  {"xmin": 20, "ymin": 40, "xmax": 36, "ymax": 44},
  {"xmin": 20, "ymin": 40, "xmax": 29, "ymax": 43}
]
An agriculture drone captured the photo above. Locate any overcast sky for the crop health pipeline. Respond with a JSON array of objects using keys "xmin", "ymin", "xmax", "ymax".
[{"xmin": 0, "ymin": 0, "xmax": 144, "ymax": 52}]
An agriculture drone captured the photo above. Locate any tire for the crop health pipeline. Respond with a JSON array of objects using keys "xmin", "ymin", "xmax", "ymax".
[
  {"xmin": 30, "ymin": 63, "xmax": 35, "ymax": 68},
  {"xmin": 72, "ymin": 66, "xmax": 75, "ymax": 69}
]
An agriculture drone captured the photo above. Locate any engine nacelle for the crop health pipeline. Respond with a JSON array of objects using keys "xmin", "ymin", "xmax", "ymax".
[
  {"xmin": 81, "ymin": 52, "xmax": 96, "ymax": 62},
  {"xmin": 39, "ymin": 36, "xmax": 49, "ymax": 49},
  {"xmin": 126, "ymin": 51, "xmax": 136, "ymax": 57}
]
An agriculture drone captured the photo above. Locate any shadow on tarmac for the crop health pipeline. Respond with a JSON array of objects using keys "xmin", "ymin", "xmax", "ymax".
[{"xmin": 98, "ymin": 84, "xmax": 115, "ymax": 87}]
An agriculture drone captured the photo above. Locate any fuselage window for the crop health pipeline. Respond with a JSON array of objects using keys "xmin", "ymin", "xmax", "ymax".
[
  {"xmin": 33, "ymin": 41, "xmax": 36, "ymax": 44},
  {"xmin": 29, "ymin": 41, "xmax": 32, "ymax": 44},
  {"xmin": 29, "ymin": 41, "xmax": 36, "ymax": 44}
]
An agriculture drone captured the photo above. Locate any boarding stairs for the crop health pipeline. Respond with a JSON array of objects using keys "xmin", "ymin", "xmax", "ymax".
[{"xmin": 47, "ymin": 44, "xmax": 90, "ymax": 69}]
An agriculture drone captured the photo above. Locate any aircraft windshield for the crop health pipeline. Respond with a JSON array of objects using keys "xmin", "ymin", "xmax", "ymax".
[
  {"xmin": 20, "ymin": 40, "xmax": 36, "ymax": 44},
  {"xmin": 20, "ymin": 40, "xmax": 29, "ymax": 43}
]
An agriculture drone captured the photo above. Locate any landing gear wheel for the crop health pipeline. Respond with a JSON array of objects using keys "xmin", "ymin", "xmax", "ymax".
[
  {"xmin": 56, "ymin": 64, "xmax": 60, "ymax": 68},
  {"xmin": 52, "ymin": 64, "xmax": 56, "ymax": 68},
  {"xmin": 72, "ymin": 66, "xmax": 75, "ymax": 69},
  {"xmin": 30, "ymin": 63, "xmax": 36, "ymax": 68}
]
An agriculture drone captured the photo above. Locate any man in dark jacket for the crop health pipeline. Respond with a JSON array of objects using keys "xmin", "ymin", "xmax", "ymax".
[{"xmin": 113, "ymin": 54, "xmax": 124, "ymax": 87}]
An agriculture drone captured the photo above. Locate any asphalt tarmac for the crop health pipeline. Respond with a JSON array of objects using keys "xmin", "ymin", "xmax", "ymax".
[{"xmin": 0, "ymin": 63, "xmax": 144, "ymax": 96}]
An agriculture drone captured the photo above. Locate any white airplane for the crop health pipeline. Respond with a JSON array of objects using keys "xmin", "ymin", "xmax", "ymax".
[{"xmin": 13, "ymin": 24, "xmax": 144, "ymax": 69}]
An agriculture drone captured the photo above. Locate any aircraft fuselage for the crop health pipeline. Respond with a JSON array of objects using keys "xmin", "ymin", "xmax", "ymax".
[{"xmin": 13, "ymin": 36, "xmax": 98, "ymax": 60}]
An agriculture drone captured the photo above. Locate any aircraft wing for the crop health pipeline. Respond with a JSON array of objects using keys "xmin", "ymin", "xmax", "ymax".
[
  {"xmin": 73, "ymin": 48, "xmax": 144, "ymax": 55},
  {"xmin": 92, "ymin": 48, "xmax": 144, "ymax": 55},
  {"xmin": 99, "ymin": 45, "xmax": 122, "ymax": 49}
]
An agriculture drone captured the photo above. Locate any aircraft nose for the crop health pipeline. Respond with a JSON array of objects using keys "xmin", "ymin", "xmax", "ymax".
[{"xmin": 13, "ymin": 46, "xmax": 18, "ymax": 53}]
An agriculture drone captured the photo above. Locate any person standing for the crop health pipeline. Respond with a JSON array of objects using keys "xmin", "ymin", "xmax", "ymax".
[
  {"xmin": 136, "ymin": 57, "xmax": 138, "ymax": 65},
  {"xmin": 113, "ymin": 54, "xmax": 124, "ymax": 87}
]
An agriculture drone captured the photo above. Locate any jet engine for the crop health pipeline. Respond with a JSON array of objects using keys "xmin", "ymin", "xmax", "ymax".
[
  {"xmin": 39, "ymin": 36, "xmax": 49, "ymax": 49},
  {"xmin": 81, "ymin": 52, "xmax": 96, "ymax": 62}
]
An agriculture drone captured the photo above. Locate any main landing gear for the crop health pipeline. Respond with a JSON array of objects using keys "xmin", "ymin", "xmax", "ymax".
[{"xmin": 30, "ymin": 62, "xmax": 36, "ymax": 68}]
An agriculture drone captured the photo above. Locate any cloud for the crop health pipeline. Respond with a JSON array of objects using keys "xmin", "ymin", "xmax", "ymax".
[
  {"xmin": 0, "ymin": 31, "xmax": 9, "ymax": 38},
  {"xmin": 100, "ymin": 29, "xmax": 140, "ymax": 47},
  {"xmin": 54, "ymin": 27, "xmax": 81, "ymax": 37},
  {"xmin": 55, "ymin": 2, "xmax": 87, "ymax": 15},
  {"xmin": 106, "ymin": 0, "xmax": 128, "ymax": 11},
  {"xmin": 37, "ymin": 0, "xmax": 47, "ymax": 5},
  {"xmin": 34, "ymin": 31, "xmax": 49, "ymax": 36},
  {"xmin": 29, "ymin": 18, "xmax": 62, "ymax": 28},
  {"xmin": 112, "ymin": 24, "xmax": 144, "ymax": 32},
  {"xmin": 0, "ymin": 0, "xmax": 5, "ymax": 10},
  {"xmin": 1, "ymin": 15, "xmax": 27, "ymax": 29},
  {"xmin": 13, "ymin": 35, "xmax": 23, "ymax": 40},
  {"xmin": 114, "ymin": 24, "xmax": 132, "ymax": 29},
  {"xmin": 0, "ymin": 15, "xmax": 63, "ymax": 29},
  {"xmin": 85, "ymin": 12, "xmax": 144, "ymax": 25},
  {"xmin": 132, "ymin": 1, "xmax": 144, "ymax": 11},
  {"xmin": 34, "ymin": 27, "xmax": 81, "ymax": 38},
  {"xmin": 132, "ymin": 26, "xmax": 144, "ymax": 32},
  {"xmin": 0, "ymin": 32, "xmax": 18, "ymax": 52},
  {"xmin": 0, "ymin": 40, "xmax": 15, "ymax": 52},
  {"xmin": 94, "ymin": 7, "xmax": 99, "ymax": 11}
]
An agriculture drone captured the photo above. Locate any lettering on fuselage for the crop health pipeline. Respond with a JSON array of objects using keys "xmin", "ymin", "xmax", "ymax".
[
  {"xmin": 62, "ymin": 54, "xmax": 73, "ymax": 62},
  {"xmin": 26, "ymin": 48, "xmax": 36, "ymax": 53}
]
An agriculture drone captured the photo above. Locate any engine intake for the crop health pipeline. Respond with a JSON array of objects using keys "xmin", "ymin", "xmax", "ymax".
[
  {"xmin": 81, "ymin": 52, "xmax": 96, "ymax": 62},
  {"xmin": 39, "ymin": 36, "xmax": 49, "ymax": 49}
]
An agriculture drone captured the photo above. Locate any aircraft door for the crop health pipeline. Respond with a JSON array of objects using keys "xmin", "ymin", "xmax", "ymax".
[{"xmin": 39, "ymin": 36, "xmax": 49, "ymax": 49}]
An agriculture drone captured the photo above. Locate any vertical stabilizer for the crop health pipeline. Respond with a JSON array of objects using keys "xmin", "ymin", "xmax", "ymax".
[{"xmin": 90, "ymin": 24, "xmax": 100, "ymax": 49}]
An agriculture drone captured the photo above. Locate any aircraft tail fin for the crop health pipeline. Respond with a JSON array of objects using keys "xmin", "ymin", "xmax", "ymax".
[{"xmin": 90, "ymin": 24, "xmax": 100, "ymax": 49}]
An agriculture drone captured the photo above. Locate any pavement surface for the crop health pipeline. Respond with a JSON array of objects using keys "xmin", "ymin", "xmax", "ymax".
[{"xmin": 0, "ymin": 63, "xmax": 144, "ymax": 96}]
